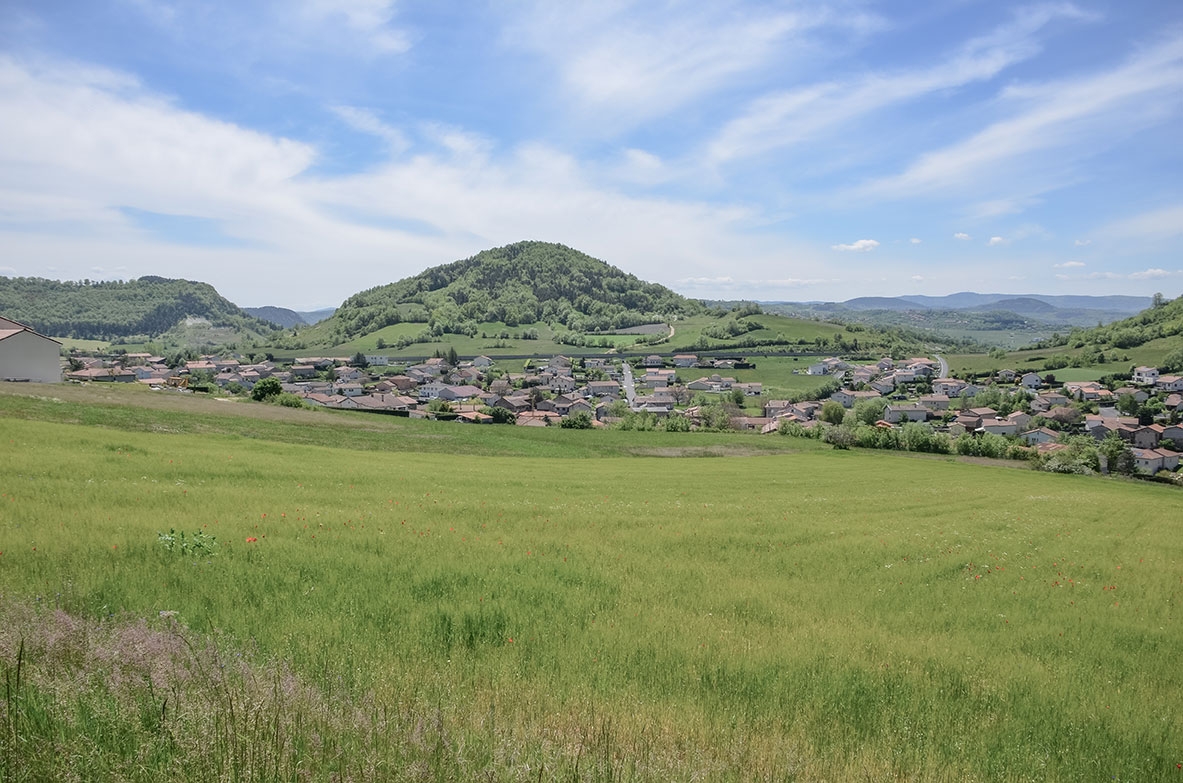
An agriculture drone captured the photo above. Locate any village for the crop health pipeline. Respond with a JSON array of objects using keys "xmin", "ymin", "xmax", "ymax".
[
  {"xmin": 50, "ymin": 335, "xmax": 1183, "ymax": 475},
  {"xmin": 0, "ymin": 310, "xmax": 1171, "ymax": 475}
]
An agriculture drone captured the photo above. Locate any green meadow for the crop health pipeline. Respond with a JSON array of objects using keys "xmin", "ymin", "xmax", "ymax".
[{"xmin": 1, "ymin": 385, "xmax": 1181, "ymax": 781}]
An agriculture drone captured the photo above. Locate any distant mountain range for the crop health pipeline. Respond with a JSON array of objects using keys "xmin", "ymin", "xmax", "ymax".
[
  {"xmin": 837, "ymin": 292, "xmax": 1149, "ymax": 314},
  {"xmin": 766, "ymin": 292, "xmax": 1152, "ymax": 332},
  {"xmin": 749, "ymin": 291, "xmax": 1161, "ymax": 348}
]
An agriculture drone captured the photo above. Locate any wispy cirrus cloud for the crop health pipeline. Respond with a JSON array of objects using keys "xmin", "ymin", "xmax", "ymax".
[
  {"xmin": 502, "ymin": 1, "xmax": 877, "ymax": 133},
  {"xmin": 858, "ymin": 33, "xmax": 1183, "ymax": 200},
  {"xmin": 330, "ymin": 105, "xmax": 409, "ymax": 152},
  {"xmin": 705, "ymin": 3, "xmax": 1091, "ymax": 164}
]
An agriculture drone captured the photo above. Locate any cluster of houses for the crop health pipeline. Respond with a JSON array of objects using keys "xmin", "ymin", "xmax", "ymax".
[
  {"xmin": 771, "ymin": 357, "xmax": 1183, "ymax": 473},
  {"xmin": 57, "ymin": 348, "xmax": 771, "ymax": 427}
]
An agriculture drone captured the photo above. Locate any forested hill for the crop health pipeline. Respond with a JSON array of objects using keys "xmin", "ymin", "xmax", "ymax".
[
  {"xmin": 0, "ymin": 276, "xmax": 282, "ymax": 340},
  {"xmin": 324, "ymin": 241, "xmax": 705, "ymax": 341}
]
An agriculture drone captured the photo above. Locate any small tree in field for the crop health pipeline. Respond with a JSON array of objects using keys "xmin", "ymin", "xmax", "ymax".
[
  {"xmin": 1099, "ymin": 431, "xmax": 1135, "ymax": 475},
  {"xmin": 819, "ymin": 400, "xmax": 846, "ymax": 425},
  {"xmin": 822, "ymin": 424, "xmax": 856, "ymax": 449}
]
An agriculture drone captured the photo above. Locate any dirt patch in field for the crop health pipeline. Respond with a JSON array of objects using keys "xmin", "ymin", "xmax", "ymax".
[{"xmin": 628, "ymin": 445, "xmax": 775, "ymax": 458}]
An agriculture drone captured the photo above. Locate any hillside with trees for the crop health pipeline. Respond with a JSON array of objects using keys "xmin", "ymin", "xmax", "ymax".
[
  {"xmin": 1032, "ymin": 292, "xmax": 1183, "ymax": 367},
  {"xmin": 319, "ymin": 241, "xmax": 705, "ymax": 343},
  {"xmin": 0, "ymin": 276, "xmax": 282, "ymax": 341}
]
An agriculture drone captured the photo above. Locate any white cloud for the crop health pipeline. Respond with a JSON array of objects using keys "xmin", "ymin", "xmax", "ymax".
[
  {"xmin": 706, "ymin": 3, "xmax": 1089, "ymax": 164},
  {"xmin": 1054, "ymin": 260, "xmax": 1086, "ymax": 268},
  {"xmin": 1056, "ymin": 268, "xmax": 1180, "ymax": 282},
  {"xmin": 1128, "ymin": 268, "xmax": 1182, "ymax": 280},
  {"xmin": 987, "ymin": 236, "xmax": 1006, "ymax": 246},
  {"xmin": 831, "ymin": 239, "xmax": 879, "ymax": 252},
  {"xmin": 1074, "ymin": 238, "xmax": 1091, "ymax": 246},
  {"xmin": 0, "ymin": 57, "xmax": 315, "ymax": 226},
  {"xmin": 910, "ymin": 275, "xmax": 924, "ymax": 281},
  {"xmin": 954, "ymin": 232, "xmax": 971, "ymax": 240},
  {"xmin": 0, "ymin": 55, "xmax": 831, "ymax": 306},
  {"xmin": 909, "ymin": 237, "xmax": 922, "ymax": 244}
]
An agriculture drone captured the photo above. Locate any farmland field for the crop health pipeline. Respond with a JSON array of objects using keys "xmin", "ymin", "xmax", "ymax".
[{"xmin": 1, "ymin": 384, "xmax": 1180, "ymax": 781}]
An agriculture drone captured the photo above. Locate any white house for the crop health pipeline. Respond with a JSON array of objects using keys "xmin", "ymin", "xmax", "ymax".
[
  {"xmin": 0, "ymin": 317, "xmax": 61, "ymax": 383},
  {"xmin": 1020, "ymin": 372, "xmax": 1043, "ymax": 389},
  {"xmin": 1132, "ymin": 366, "xmax": 1160, "ymax": 385},
  {"xmin": 932, "ymin": 378, "xmax": 967, "ymax": 396},
  {"xmin": 979, "ymin": 419, "xmax": 1019, "ymax": 437},
  {"xmin": 884, "ymin": 404, "xmax": 929, "ymax": 424}
]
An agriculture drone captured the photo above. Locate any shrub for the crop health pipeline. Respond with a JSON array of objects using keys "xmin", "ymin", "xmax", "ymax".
[
  {"xmin": 276, "ymin": 393, "xmax": 305, "ymax": 409},
  {"xmin": 560, "ymin": 411, "xmax": 593, "ymax": 429}
]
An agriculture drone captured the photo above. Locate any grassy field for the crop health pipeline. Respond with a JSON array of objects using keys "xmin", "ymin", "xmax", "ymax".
[
  {"xmin": 727, "ymin": 357, "xmax": 836, "ymax": 399},
  {"xmin": 946, "ymin": 334, "xmax": 1181, "ymax": 380},
  {"xmin": 55, "ymin": 337, "xmax": 111, "ymax": 352},
  {"xmin": 666, "ymin": 314, "xmax": 845, "ymax": 352},
  {"xmin": 1, "ymin": 384, "xmax": 1181, "ymax": 781}
]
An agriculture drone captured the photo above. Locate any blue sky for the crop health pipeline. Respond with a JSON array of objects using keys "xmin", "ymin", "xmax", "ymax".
[{"xmin": 1, "ymin": 1, "xmax": 1181, "ymax": 309}]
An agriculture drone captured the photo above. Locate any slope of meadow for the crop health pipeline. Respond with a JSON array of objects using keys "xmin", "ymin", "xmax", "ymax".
[{"xmin": 0, "ymin": 385, "xmax": 1180, "ymax": 781}]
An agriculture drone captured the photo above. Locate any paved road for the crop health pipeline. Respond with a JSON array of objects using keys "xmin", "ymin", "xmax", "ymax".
[
  {"xmin": 621, "ymin": 361, "xmax": 637, "ymax": 408},
  {"xmin": 935, "ymin": 354, "xmax": 949, "ymax": 378}
]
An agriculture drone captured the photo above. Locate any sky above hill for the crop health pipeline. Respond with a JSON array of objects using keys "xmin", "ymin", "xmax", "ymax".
[{"xmin": 1, "ymin": 1, "xmax": 1181, "ymax": 309}]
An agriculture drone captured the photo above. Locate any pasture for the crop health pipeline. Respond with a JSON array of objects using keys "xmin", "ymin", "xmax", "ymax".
[{"xmin": 1, "ymin": 387, "xmax": 1180, "ymax": 781}]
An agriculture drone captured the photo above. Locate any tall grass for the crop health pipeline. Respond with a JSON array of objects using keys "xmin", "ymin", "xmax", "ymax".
[{"xmin": 1, "ymin": 407, "xmax": 1181, "ymax": 780}]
